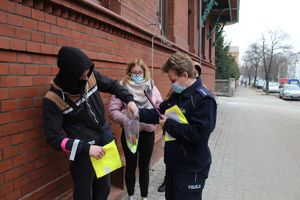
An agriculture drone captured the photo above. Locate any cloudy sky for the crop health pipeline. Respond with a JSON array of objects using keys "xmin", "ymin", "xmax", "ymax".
[{"xmin": 224, "ymin": 0, "xmax": 300, "ymax": 63}]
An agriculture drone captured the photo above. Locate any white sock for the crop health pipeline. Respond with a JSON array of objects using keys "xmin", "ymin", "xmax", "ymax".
[{"xmin": 141, "ymin": 198, "xmax": 147, "ymax": 200}]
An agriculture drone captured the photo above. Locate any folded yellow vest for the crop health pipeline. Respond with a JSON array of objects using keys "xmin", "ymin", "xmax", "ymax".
[
  {"xmin": 90, "ymin": 140, "xmax": 122, "ymax": 178},
  {"xmin": 164, "ymin": 105, "xmax": 188, "ymax": 142}
]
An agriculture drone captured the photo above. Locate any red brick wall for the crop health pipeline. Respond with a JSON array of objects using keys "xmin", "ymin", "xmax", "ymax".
[
  {"xmin": 0, "ymin": 0, "xmax": 216, "ymax": 199},
  {"xmin": 115, "ymin": 0, "xmax": 161, "ymax": 34},
  {"xmin": 202, "ymin": 64, "xmax": 216, "ymax": 92},
  {"xmin": 173, "ymin": 0, "xmax": 189, "ymax": 50}
]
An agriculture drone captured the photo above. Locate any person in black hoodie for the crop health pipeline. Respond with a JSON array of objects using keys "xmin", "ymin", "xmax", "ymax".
[
  {"xmin": 139, "ymin": 52, "xmax": 217, "ymax": 200},
  {"xmin": 42, "ymin": 46, "xmax": 138, "ymax": 200}
]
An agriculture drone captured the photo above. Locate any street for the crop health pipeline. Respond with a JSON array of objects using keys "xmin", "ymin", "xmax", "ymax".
[{"xmin": 204, "ymin": 86, "xmax": 300, "ymax": 200}]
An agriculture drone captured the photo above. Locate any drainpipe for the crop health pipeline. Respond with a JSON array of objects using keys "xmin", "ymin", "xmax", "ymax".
[
  {"xmin": 228, "ymin": 0, "xmax": 232, "ymax": 21},
  {"xmin": 151, "ymin": 35, "xmax": 156, "ymax": 79},
  {"xmin": 198, "ymin": 0, "xmax": 202, "ymax": 61}
]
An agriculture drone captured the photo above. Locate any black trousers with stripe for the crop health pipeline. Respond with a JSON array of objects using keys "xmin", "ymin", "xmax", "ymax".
[{"xmin": 70, "ymin": 154, "xmax": 110, "ymax": 200}]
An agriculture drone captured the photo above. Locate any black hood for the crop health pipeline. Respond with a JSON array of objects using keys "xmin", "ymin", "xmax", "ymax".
[{"xmin": 54, "ymin": 46, "xmax": 94, "ymax": 94}]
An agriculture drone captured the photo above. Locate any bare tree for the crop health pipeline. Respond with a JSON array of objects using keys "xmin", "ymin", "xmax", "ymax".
[
  {"xmin": 270, "ymin": 54, "xmax": 289, "ymax": 81},
  {"xmin": 240, "ymin": 56, "xmax": 255, "ymax": 86},
  {"xmin": 245, "ymin": 43, "xmax": 262, "ymax": 87},
  {"xmin": 261, "ymin": 30, "xmax": 291, "ymax": 94}
]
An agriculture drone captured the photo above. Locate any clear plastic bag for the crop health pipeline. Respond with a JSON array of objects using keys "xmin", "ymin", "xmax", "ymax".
[{"xmin": 123, "ymin": 118, "xmax": 140, "ymax": 154}]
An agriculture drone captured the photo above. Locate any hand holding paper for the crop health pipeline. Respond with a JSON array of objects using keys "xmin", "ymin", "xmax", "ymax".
[
  {"xmin": 164, "ymin": 105, "xmax": 188, "ymax": 142},
  {"xmin": 89, "ymin": 145, "xmax": 105, "ymax": 160},
  {"xmin": 90, "ymin": 140, "xmax": 122, "ymax": 178}
]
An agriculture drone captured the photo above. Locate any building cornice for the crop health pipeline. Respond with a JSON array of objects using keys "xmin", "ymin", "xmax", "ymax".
[{"xmin": 11, "ymin": 0, "xmax": 202, "ymax": 65}]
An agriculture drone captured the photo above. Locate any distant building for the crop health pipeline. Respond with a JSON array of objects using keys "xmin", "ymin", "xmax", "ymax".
[{"xmin": 229, "ymin": 46, "xmax": 240, "ymax": 64}]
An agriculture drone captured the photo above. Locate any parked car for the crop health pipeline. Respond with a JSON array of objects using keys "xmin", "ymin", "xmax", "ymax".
[
  {"xmin": 256, "ymin": 79, "xmax": 265, "ymax": 89},
  {"xmin": 263, "ymin": 82, "xmax": 279, "ymax": 93},
  {"xmin": 279, "ymin": 84, "xmax": 300, "ymax": 100},
  {"xmin": 288, "ymin": 79, "xmax": 300, "ymax": 86}
]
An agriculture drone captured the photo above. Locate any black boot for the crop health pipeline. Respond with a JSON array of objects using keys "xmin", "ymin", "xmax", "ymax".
[{"xmin": 157, "ymin": 179, "xmax": 165, "ymax": 192}]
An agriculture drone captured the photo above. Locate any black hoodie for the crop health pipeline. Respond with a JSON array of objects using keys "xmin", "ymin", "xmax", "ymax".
[
  {"xmin": 55, "ymin": 46, "xmax": 94, "ymax": 95},
  {"xmin": 43, "ymin": 46, "xmax": 134, "ymax": 157}
]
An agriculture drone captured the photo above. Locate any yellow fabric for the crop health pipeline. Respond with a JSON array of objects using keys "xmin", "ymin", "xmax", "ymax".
[
  {"xmin": 164, "ymin": 105, "xmax": 188, "ymax": 142},
  {"xmin": 90, "ymin": 140, "xmax": 122, "ymax": 178},
  {"xmin": 126, "ymin": 135, "xmax": 139, "ymax": 154}
]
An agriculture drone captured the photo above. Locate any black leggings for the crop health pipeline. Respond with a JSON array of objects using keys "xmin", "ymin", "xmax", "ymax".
[
  {"xmin": 70, "ymin": 154, "xmax": 110, "ymax": 200},
  {"xmin": 121, "ymin": 130, "xmax": 155, "ymax": 197}
]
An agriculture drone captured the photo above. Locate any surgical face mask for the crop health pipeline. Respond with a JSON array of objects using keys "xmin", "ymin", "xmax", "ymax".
[
  {"xmin": 171, "ymin": 81, "xmax": 186, "ymax": 94},
  {"xmin": 131, "ymin": 75, "xmax": 144, "ymax": 83}
]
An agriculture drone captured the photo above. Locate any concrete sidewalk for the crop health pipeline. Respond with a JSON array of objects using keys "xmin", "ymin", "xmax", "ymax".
[{"xmin": 120, "ymin": 155, "xmax": 166, "ymax": 200}]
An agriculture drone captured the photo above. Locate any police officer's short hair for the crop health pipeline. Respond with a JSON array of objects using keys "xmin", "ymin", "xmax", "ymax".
[{"xmin": 162, "ymin": 52, "xmax": 197, "ymax": 78}]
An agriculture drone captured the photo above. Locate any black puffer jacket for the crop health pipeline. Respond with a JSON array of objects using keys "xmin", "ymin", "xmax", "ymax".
[
  {"xmin": 139, "ymin": 79, "xmax": 217, "ymax": 177},
  {"xmin": 43, "ymin": 46, "xmax": 134, "ymax": 156}
]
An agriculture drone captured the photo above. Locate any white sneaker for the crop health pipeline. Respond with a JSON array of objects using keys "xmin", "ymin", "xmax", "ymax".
[
  {"xmin": 128, "ymin": 196, "xmax": 136, "ymax": 200},
  {"xmin": 141, "ymin": 198, "xmax": 147, "ymax": 200}
]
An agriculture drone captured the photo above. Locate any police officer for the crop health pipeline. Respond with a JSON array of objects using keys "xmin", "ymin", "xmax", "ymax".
[
  {"xmin": 156, "ymin": 60, "xmax": 204, "ymax": 193},
  {"xmin": 139, "ymin": 52, "xmax": 217, "ymax": 200}
]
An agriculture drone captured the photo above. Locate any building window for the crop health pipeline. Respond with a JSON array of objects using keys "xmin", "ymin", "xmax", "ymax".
[{"xmin": 159, "ymin": 0, "xmax": 168, "ymax": 36}]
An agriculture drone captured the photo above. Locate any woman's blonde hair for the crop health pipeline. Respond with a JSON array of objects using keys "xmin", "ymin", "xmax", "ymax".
[{"xmin": 122, "ymin": 59, "xmax": 151, "ymax": 84}]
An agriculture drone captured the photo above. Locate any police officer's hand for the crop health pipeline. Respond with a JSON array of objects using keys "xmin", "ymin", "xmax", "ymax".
[
  {"xmin": 159, "ymin": 114, "xmax": 167, "ymax": 127},
  {"xmin": 89, "ymin": 145, "xmax": 105, "ymax": 160},
  {"xmin": 127, "ymin": 101, "xmax": 139, "ymax": 119}
]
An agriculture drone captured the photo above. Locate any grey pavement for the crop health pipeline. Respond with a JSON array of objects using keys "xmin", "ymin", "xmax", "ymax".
[{"xmin": 121, "ymin": 87, "xmax": 300, "ymax": 200}]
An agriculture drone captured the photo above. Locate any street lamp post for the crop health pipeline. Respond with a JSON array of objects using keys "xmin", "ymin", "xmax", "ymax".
[
  {"xmin": 288, "ymin": 52, "xmax": 300, "ymax": 79},
  {"xmin": 295, "ymin": 59, "xmax": 299, "ymax": 79}
]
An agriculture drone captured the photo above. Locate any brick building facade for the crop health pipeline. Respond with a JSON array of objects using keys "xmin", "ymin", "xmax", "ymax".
[{"xmin": 0, "ymin": 0, "xmax": 239, "ymax": 199}]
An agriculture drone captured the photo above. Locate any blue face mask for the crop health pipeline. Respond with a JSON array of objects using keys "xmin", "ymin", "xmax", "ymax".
[
  {"xmin": 171, "ymin": 81, "xmax": 186, "ymax": 94},
  {"xmin": 131, "ymin": 75, "xmax": 144, "ymax": 83}
]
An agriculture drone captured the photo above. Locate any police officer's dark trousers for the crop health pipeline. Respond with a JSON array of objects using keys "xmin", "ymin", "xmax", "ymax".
[
  {"xmin": 70, "ymin": 154, "xmax": 110, "ymax": 200},
  {"xmin": 165, "ymin": 167, "xmax": 206, "ymax": 200}
]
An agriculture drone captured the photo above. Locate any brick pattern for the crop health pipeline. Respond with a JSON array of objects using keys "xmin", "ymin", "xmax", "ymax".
[
  {"xmin": 173, "ymin": 0, "xmax": 189, "ymax": 50},
  {"xmin": 0, "ymin": 0, "xmax": 216, "ymax": 199},
  {"xmin": 116, "ymin": 0, "xmax": 161, "ymax": 34}
]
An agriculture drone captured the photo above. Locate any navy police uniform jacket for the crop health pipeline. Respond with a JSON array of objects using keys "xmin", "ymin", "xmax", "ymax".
[{"xmin": 139, "ymin": 79, "xmax": 217, "ymax": 177}]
